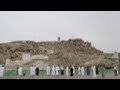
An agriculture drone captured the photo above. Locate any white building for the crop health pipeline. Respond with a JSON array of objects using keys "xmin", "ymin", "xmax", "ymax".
[{"xmin": 22, "ymin": 53, "xmax": 31, "ymax": 61}]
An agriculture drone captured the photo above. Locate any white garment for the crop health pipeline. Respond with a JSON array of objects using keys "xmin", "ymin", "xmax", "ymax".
[
  {"xmin": 0, "ymin": 66, "xmax": 4, "ymax": 77},
  {"xmin": 81, "ymin": 67, "xmax": 85, "ymax": 76},
  {"xmin": 46, "ymin": 66, "xmax": 50, "ymax": 75},
  {"xmin": 66, "ymin": 67, "xmax": 69, "ymax": 75},
  {"xmin": 117, "ymin": 70, "xmax": 119, "ymax": 75},
  {"xmin": 30, "ymin": 66, "xmax": 33, "ymax": 76},
  {"xmin": 78, "ymin": 67, "xmax": 81, "ymax": 75},
  {"xmin": 72, "ymin": 66, "xmax": 75, "ymax": 74},
  {"xmin": 30, "ymin": 66, "xmax": 36, "ymax": 76},
  {"xmin": 55, "ymin": 66, "xmax": 60, "ymax": 76},
  {"xmin": 61, "ymin": 66, "xmax": 64, "ymax": 70},
  {"xmin": 33, "ymin": 66, "xmax": 36, "ymax": 75},
  {"xmin": 51, "ymin": 66, "xmax": 55, "ymax": 75},
  {"xmin": 18, "ymin": 67, "xmax": 23, "ymax": 76},
  {"xmin": 92, "ymin": 66, "xmax": 97, "ymax": 77}
]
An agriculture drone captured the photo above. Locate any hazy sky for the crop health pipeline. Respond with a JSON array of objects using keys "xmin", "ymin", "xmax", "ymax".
[{"xmin": 0, "ymin": 11, "xmax": 120, "ymax": 53}]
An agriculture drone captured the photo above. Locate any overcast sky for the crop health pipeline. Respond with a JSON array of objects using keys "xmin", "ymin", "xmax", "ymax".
[{"xmin": 0, "ymin": 11, "xmax": 120, "ymax": 53}]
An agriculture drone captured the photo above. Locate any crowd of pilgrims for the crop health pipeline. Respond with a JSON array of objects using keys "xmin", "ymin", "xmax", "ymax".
[{"xmin": 0, "ymin": 64, "xmax": 119, "ymax": 78}]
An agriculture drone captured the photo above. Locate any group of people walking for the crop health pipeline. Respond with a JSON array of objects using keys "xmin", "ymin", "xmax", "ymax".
[
  {"xmin": 0, "ymin": 64, "xmax": 119, "ymax": 78},
  {"xmin": 16, "ymin": 65, "xmax": 100, "ymax": 77},
  {"xmin": 45, "ymin": 65, "xmax": 106, "ymax": 78},
  {"xmin": 17, "ymin": 65, "xmax": 40, "ymax": 77}
]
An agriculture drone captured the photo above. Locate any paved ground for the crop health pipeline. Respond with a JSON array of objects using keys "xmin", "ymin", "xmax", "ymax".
[{"xmin": 1, "ymin": 74, "xmax": 120, "ymax": 79}]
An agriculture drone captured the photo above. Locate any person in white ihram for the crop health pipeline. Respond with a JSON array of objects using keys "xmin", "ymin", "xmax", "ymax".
[
  {"xmin": 78, "ymin": 66, "xmax": 81, "ymax": 75},
  {"xmin": 51, "ymin": 66, "xmax": 55, "ymax": 76},
  {"xmin": 18, "ymin": 66, "xmax": 23, "ymax": 76},
  {"xmin": 33, "ymin": 65, "xmax": 36, "ymax": 76},
  {"xmin": 92, "ymin": 65, "xmax": 97, "ymax": 78},
  {"xmin": 72, "ymin": 65, "xmax": 75, "ymax": 75},
  {"xmin": 30, "ymin": 65, "xmax": 36, "ymax": 77},
  {"xmin": 81, "ymin": 66, "xmax": 85, "ymax": 76},
  {"xmin": 65, "ymin": 66, "xmax": 69, "ymax": 75},
  {"xmin": 30, "ymin": 65, "xmax": 33, "ymax": 76},
  {"xmin": 0, "ymin": 65, "xmax": 4, "ymax": 77},
  {"xmin": 55, "ymin": 65, "xmax": 60, "ymax": 76},
  {"xmin": 46, "ymin": 65, "xmax": 51, "ymax": 75}
]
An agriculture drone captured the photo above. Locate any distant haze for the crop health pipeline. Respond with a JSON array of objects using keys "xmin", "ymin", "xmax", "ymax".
[{"xmin": 0, "ymin": 11, "xmax": 120, "ymax": 53}]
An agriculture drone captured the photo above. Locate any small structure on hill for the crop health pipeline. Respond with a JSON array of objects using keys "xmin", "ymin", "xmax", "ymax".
[
  {"xmin": 22, "ymin": 53, "xmax": 31, "ymax": 61},
  {"xmin": 57, "ymin": 37, "xmax": 61, "ymax": 41}
]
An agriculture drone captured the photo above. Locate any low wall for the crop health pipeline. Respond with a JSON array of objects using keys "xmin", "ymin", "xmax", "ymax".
[{"xmin": 31, "ymin": 55, "xmax": 49, "ymax": 60}]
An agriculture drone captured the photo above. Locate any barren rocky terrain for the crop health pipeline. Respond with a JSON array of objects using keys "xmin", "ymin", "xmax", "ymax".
[{"xmin": 0, "ymin": 38, "xmax": 116, "ymax": 67}]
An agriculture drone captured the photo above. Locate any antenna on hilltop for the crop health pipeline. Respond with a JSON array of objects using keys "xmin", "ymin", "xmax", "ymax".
[{"xmin": 57, "ymin": 36, "xmax": 61, "ymax": 41}]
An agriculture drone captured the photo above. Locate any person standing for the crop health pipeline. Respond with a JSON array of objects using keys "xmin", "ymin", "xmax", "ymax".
[
  {"xmin": 65, "ymin": 66, "xmax": 69, "ymax": 75},
  {"xmin": 18, "ymin": 66, "xmax": 23, "ymax": 76},
  {"xmin": 46, "ymin": 65, "xmax": 51, "ymax": 75},
  {"xmin": 92, "ymin": 65, "xmax": 97, "ymax": 78},
  {"xmin": 0, "ymin": 65, "xmax": 4, "ymax": 77},
  {"xmin": 60, "ymin": 66, "xmax": 64, "ymax": 75},
  {"xmin": 33, "ymin": 65, "xmax": 36, "ymax": 76},
  {"xmin": 17, "ymin": 66, "xmax": 19, "ymax": 75},
  {"xmin": 30, "ymin": 65, "xmax": 35, "ymax": 77},
  {"xmin": 30, "ymin": 65, "xmax": 33, "ymax": 76},
  {"xmin": 35, "ymin": 67, "xmax": 39, "ymax": 76},
  {"xmin": 96, "ymin": 66, "xmax": 99, "ymax": 75},
  {"xmin": 114, "ymin": 66, "xmax": 118, "ymax": 76},
  {"xmin": 117, "ymin": 67, "xmax": 119, "ymax": 75},
  {"xmin": 100, "ymin": 65, "xmax": 105, "ymax": 78},
  {"xmin": 72, "ymin": 65, "xmax": 75, "ymax": 75},
  {"xmin": 78, "ymin": 66, "xmax": 81, "ymax": 75},
  {"xmin": 51, "ymin": 66, "xmax": 55, "ymax": 76},
  {"xmin": 86, "ymin": 66, "xmax": 90, "ymax": 76},
  {"xmin": 55, "ymin": 65, "xmax": 60, "ymax": 77},
  {"xmin": 70, "ymin": 66, "xmax": 73, "ymax": 77},
  {"xmin": 81, "ymin": 66, "xmax": 85, "ymax": 76}
]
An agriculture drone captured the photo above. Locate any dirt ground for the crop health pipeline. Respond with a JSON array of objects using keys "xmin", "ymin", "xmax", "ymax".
[{"xmin": 1, "ymin": 74, "xmax": 120, "ymax": 79}]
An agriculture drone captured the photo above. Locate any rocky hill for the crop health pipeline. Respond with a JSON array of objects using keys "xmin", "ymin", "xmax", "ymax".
[{"xmin": 0, "ymin": 38, "xmax": 116, "ymax": 67}]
